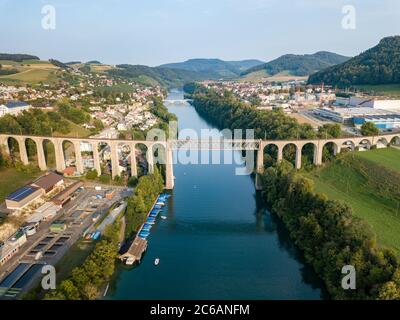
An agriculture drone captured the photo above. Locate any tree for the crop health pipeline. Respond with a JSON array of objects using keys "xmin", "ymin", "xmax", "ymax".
[{"xmin": 361, "ymin": 122, "xmax": 379, "ymax": 136}]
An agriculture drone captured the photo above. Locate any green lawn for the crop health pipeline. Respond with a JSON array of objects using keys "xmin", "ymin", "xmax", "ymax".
[
  {"xmin": 304, "ymin": 148, "xmax": 400, "ymax": 255},
  {"xmin": 356, "ymin": 148, "xmax": 400, "ymax": 172},
  {"xmin": 0, "ymin": 168, "xmax": 40, "ymax": 203}
]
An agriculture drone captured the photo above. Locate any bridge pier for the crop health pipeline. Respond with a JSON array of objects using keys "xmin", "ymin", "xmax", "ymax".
[
  {"xmin": 165, "ymin": 146, "xmax": 174, "ymax": 190},
  {"xmin": 147, "ymin": 148, "xmax": 154, "ymax": 174},
  {"xmin": 256, "ymin": 148, "xmax": 264, "ymax": 173},
  {"xmin": 54, "ymin": 140, "xmax": 66, "ymax": 172},
  {"xmin": 295, "ymin": 146, "xmax": 302, "ymax": 169},
  {"xmin": 17, "ymin": 137, "xmax": 29, "ymax": 165},
  {"xmin": 110, "ymin": 142, "xmax": 121, "ymax": 179},
  {"xmin": 130, "ymin": 143, "xmax": 138, "ymax": 178},
  {"xmin": 35, "ymin": 139, "xmax": 47, "ymax": 171},
  {"xmin": 73, "ymin": 142, "xmax": 84, "ymax": 175},
  {"xmin": 91, "ymin": 142, "xmax": 101, "ymax": 176}
]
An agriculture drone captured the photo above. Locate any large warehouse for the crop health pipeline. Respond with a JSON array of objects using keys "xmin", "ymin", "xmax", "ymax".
[
  {"xmin": 5, "ymin": 186, "xmax": 43, "ymax": 210},
  {"xmin": 353, "ymin": 114, "xmax": 400, "ymax": 130}
]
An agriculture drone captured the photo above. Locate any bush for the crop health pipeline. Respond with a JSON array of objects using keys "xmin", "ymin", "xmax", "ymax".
[
  {"xmin": 85, "ymin": 169, "xmax": 98, "ymax": 180},
  {"xmin": 127, "ymin": 176, "xmax": 138, "ymax": 188},
  {"xmin": 99, "ymin": 174, "xmax": 111, "ymax": 184}
]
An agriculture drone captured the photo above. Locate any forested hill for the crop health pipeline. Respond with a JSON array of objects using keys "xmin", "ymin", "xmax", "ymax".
[
  {"xmin": 308, "ymin": 36, "xmax": 400, "ymax": 86},
  {"xmin": 107, "ymin": 64, "xmax": 205, "ymax": 88},
  {"xmin": 0, "ymin": 53, "xmax": 40, "ymax": 62},
  {"xmin": 159, "ymin": 58, "xmax": 265, "ymax": 79},
  {"xmin": 242, "ymin": 51, "xmax": 350, "ymax": 77}
]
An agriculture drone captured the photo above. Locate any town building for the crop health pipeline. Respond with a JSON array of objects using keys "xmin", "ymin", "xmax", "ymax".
[{"xmin": 0, "ymin": 101, "xmax": 31, "ymax": 117}]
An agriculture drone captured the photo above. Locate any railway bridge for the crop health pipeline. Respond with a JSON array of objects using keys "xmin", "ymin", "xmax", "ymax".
[{"xmin": 0, "ymin": 133, "xmax": 399, "ymax": 190}]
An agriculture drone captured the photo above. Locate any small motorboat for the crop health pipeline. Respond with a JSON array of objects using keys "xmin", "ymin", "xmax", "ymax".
[
  {"xmin": 161, "ymin": 216, "xmax": 167, "ymax": 220},
  {"xmin": 154, "ymin": 258, "xmax": 160, "ymax": 266},
  {"xmin": 125, "ymin": 257, "xmax": 135, "ymax": 265}
]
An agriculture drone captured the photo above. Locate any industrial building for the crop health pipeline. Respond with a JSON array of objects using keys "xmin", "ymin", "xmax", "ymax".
[
  {"xmin": 51, "ymin": 181, "xmax": 84, "ymax": 207},
  {"xmin": 27, "ymin": 202, "xmax": 61, "ymax": 224},
  {"xmin": 5, "ymin": 186, "xmax": 43, "ymax": 210},
  {"xmin": 0, "ymin": 230, "xmax": 27, "ymax": 265},
  {"xmin": 31, "ymin": 172, "xmax": 64, "ymax": 194},
  {"xmin": 0, "ymin": 101, "xmax": 31, "ymax": 118},
  {"xmin": 313, "ymin": 107, "xmax": 397, "ymax": 124},
  {"xmin": 353, "ymin": 114, "xmax": 400, "ymax": 130}
]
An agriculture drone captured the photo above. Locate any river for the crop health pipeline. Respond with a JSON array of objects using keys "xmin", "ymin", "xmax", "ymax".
[{"xmin": 106, "ymin": 90, "xmax": 326, "ymax": 300}]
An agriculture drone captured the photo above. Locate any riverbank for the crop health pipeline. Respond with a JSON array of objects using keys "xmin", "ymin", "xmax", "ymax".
[{"xmin": 261, "ymin": 162, "xmax": 400, "ymax": 299}]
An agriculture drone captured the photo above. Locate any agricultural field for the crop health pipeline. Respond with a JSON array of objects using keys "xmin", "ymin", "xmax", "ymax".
[
  {"xmin": 304, "ymin": 148, "xmax": 400, "ymax": 255},
  {"xmin": 0, "ymin": 59, "xmax": 60, "ymax": 84}
]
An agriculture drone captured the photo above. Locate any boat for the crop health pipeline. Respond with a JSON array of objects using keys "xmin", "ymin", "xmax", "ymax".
[
  {"xmin": 125, "ymin": 257, "xmax": 135, "ymax": 265},
  {"xmin": 156, "ymin": 202, "xmax": 165, "ymax": 206},
  {"xmin": 154, "ymin": 258, "xmax": 160, "ymax": 266},
  {"xmin": 161, "ymin": 216, "xmax": 167, "ymax": 220}
]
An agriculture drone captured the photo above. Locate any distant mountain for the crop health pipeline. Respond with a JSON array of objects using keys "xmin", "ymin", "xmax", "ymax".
[
  {"xmin": 0, "ymin": 53, "xmax": 40, "ymax": 62},
  {"xmin": 107, "ymin": 64, "xmax": 205, "ymax": 88},
  {"xmin": 242, "ymin": 52, "xmax": 351, "ymax": 77},
  {"xmin": 87, "ymin": 60, "xmax": 102, "ymax": 65},
  {"xmin": 159, "ymin": 58, "xmax": 265, "ymax": 79},
  {"xmin": 308, "ymin": 36, "xmax": 400, "ymax": 86}
]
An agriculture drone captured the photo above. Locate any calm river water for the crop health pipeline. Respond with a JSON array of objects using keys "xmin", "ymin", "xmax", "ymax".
[{"xmin": 107, "ymin": 90, "xmax": 326, "ymax": 300}]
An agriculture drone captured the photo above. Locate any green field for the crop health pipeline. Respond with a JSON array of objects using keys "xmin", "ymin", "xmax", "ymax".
[
  {"xmin": 305, "ymin": 148, "xmax": 400, "ymax": 254},
  {"xmin": 0, "ymin": 168, "xmax": 40, "ymax": 203},
  {"xmin": 354, "ymin": 84, "xmax": 400, "ymax": 97},
  {"xmin": 356, "ymin": 148, "xmax": 400, "ymax": 172}
]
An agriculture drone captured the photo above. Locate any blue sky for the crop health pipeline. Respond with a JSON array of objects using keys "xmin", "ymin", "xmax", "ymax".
[{"xmin": 0, "ymin": 0, "xmax": 399, "ymax": 66}]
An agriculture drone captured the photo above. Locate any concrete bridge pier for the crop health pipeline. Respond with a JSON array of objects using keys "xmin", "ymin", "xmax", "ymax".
[
  {"xmin": 54, "ymin": 140, "xmax": 66, "ymax": 172},
  {"xmin": 16, "ymin": 137, "xmax": 29, "ymax": 165},
  {"xmin": 147, "ymin": 148, "xmax": 154, "ymax": 174},
  {"xmin": 91, "ymin": 142, "xmax": 101, "ymax": 176},
  {"xmin": 34, "ymin": 139, "xmax": 47, "ymax": 171},
  {"xmin": 165, "ymin": 146, "xmax": 174, "ymax": 190},
  {"xmin": 130, "ymin": 143, "xmax": 138, "ymax": 178},
  {"xmin": 73, "ymin": 141, "xmax": 84, "ymax": 174},
  {"xmin": 110, "ymin": 142, "xmax": 121, "ymax": 179},
  {"xmin": 295, "ymin": 146, "xmax": 302, "ymax": 169},
  {"xmin": 256, "ymin": 148, "xmax": 264, "ymax": 173}
]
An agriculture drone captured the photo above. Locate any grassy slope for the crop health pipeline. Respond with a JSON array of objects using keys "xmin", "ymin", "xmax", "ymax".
[
  {"xmin": 304, "ymin": 148, "xmax": 400, "ymax": 254},
  {"xmin": 0, "ymin": 59, "xmax": 59, "ymax": 84},
  {"xmin": 0, "ymin": 168, "xmax": 40, "ymax": 202}
]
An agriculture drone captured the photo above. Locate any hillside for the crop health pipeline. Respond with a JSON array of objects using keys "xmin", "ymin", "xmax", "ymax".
[
  {"xmin": 305, "ymin": 148, "xmax": 400, "ymax": 255},
  {"xmin": 0, "ymin": 53, "xmax": 39, "ymax": 62},
  {"xmin": 159, "ymin": 58, "xmax": 264, "ymax": 79},
  {"xmin": 308, "ymin": 36, "xmax": 400, "ymax": 86},
  {"xmin": 243, "ymin": 51, "xmax": 350, "ymax": 78},
  {"xmin": 107, "ymin": 64, "xmax": 205, "ymax": 88}
]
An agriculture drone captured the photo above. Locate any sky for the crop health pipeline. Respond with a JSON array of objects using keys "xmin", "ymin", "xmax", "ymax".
[{"xmin": 0, "ymin": 0, "xmax": 399, "ymax": 66}]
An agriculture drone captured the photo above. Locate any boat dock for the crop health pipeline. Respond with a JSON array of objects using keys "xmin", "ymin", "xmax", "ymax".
[
  {"xmin": 119, "ymin": 237, "xmax": 148, "ymax": 264},
  {"xmin": 118, "ymin": 193, "xmax": 169, "ymax": 265}
]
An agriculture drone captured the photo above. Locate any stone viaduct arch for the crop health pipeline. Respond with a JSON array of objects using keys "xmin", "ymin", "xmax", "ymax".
[{"xmin": 0, "ymin": 133, "xmax": 399, "ymax": 190}]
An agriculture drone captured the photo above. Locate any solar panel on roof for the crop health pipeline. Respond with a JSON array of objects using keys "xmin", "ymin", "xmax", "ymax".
[{"xmin": 7, "ymin": 186, "xmax": 38, "ymax": 202}]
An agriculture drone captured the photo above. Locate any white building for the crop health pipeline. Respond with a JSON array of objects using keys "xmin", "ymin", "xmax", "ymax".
[{"xmin": 0, "ymin": 101, "xmax": 31, "ymax": 117}]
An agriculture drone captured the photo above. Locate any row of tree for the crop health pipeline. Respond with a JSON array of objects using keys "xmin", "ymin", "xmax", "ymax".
[
  {"xmin": 44, "ymin": 222, "xmax": 121, "ymax": 300},
  {"xmin": 0, "ymin": 108, "xmax": 71, "ymax": 136},
  {"xmin": 125, "ymin": 167, "xmax": 165, "ymax": 239},
  {"xmin": 261, "ymin": 162, "xmax": 400, "ymax": 299}
]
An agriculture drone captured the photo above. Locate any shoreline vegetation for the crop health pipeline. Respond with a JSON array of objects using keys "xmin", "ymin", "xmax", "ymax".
[{"xmin": 187, "ymin": 84, "xmax": 400, "ymax": 299}]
